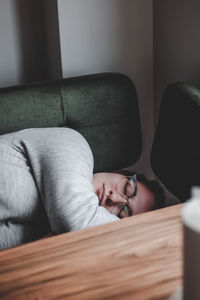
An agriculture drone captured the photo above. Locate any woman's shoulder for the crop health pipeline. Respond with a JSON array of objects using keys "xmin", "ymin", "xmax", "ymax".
[{"xmin": 5, "ymin": 127, "xmax": 87, "ymax": 145}]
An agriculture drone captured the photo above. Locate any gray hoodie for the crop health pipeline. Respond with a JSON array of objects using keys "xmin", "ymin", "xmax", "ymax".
[{"xmin": 0, "ymin": 127, "xmax": 118, "ymax": 249}]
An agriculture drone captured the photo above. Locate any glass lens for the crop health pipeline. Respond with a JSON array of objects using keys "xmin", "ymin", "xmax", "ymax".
[
  {"xmin": 117, "ymin": 175, "xmax": 137, "ymax": 218},
  {"xmin": 118, "ymin": 204, "xmax": 132, "ymax": 218},
  {"xmin": 120, "ymin": 176, "xmax": 136, "ymax": 199}
]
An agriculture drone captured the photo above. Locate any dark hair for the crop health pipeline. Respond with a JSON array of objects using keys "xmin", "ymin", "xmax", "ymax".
[{"xmin": 114, "ymin": 170, "xmax": 165, "ymax": 210}]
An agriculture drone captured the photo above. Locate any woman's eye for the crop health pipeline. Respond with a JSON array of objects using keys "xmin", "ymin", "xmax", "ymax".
[
  {"xmin": 123, "ymin": 204, "xmax": 133, "ymax": 217},
  {"xmin": 124, "ymin": 182, "xmax": 132, "ymax": 197},
  {"xmin": 124, "ymin": 182, "xmax": 128, "ymax": 195}
]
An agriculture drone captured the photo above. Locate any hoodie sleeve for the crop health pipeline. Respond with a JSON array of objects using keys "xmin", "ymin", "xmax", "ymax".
[{"xmin": 13, "ymin": 128, "xmax": 119, "ymax": 233}]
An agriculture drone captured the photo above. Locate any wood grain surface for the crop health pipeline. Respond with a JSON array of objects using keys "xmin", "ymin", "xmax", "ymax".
[{"xmin": 0, "ymin": 204, "xmax": 183, "ymax": 300}]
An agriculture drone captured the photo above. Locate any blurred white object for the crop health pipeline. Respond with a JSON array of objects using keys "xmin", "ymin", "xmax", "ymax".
[
  {"xmin": 170, "ymin": 286, "xmax": 182, "ymax": 300},
  {"xmin": 181, "ymin": 186, "xmax": 200, "ymax": 300},
  {"xmin": 191, "ymin": 186, "xmax": 200, "ymax": 198}
]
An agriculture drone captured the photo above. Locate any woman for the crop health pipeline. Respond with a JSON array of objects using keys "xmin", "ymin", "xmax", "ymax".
[
  {"xmin": 93, "ymin": 171, "xmax": 164, "ymax": 218},
  {"xmin": 0, "ymin": 127, "xmax": 164, "ymax": 249}
]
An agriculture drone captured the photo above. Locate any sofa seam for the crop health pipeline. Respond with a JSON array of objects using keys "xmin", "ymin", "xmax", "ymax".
[{"xmin": 59, "ymin": 85, "xmax": 65, "ymax": 126}]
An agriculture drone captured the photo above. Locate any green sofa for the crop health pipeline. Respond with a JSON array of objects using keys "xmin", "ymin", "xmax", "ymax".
[
  {"xmin": 0, "ymin": 72, "xmax": 142, "ymax": 173},
  {"xmin": 151, "ymin": 82, "xmax": 200, "ymax": 202},
  {"xmin": 1, "ymin": 72, "xmax": 199, "ymax": 203}
]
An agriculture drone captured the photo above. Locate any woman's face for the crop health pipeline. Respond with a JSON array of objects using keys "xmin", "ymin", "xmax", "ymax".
[{"xmin": 92, "ymin": 172, "xmax": 155, "ymax": 218}]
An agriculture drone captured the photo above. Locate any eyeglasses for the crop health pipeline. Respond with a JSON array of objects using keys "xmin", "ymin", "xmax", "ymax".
[{"xmin": 117, "ymin": 175, "xmax": 137, "ymax": 218}]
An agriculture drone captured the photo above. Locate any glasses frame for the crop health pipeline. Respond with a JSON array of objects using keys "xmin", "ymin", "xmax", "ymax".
[{"xmin": 118, "ymin": 174, "xmax": 137, "ymax": 218}]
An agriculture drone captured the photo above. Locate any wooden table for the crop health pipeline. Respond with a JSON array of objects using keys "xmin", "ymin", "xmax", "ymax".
[{"xmin": 0, "ymin": 204, "xmax": 183, "ymax": 300}]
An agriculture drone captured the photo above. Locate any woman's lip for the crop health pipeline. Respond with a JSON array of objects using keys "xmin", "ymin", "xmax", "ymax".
[{"xmin": 99, "ymin": 183, "xmax": 105, "ymax": 205}]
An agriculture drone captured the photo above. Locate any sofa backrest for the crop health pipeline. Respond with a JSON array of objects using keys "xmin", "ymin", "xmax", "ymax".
[
  {"xmin": 151, "ymin": 82, "xmax": 200, "ymax": 202},
  {"xmin": 0, "ymin": 72, "xmax": 142, "ymax": 172}
]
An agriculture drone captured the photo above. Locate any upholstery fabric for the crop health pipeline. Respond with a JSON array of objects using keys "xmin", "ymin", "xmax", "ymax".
[
  {"xmin": 151, "ymin": 83, "xmax": 200, "ymax": 202},
  {"xmin": 0, "ymin": 73, "xmax": 142, "ymax": 172}
]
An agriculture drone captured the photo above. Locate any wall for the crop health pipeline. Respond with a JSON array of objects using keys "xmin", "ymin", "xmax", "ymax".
[
  {"xmin": 0, "ymin": 0, "xmax": 61, "ymax": 87},
  {"xmin": 42, "ymin": 0, "xmax": 62, "ymax": 80},
  {"xmin": 0, "ymin": 0, "xmax": 23, "ymax": 87},
  {"xmin": 153, "ymin": 0, "xmax": 200, "ymax": 204},
  {"xmin": 154, "ymin": 0, "xmax": 200, "ymax": 125},
  {"xmin": 0, "ymin": 0, "xmax": 154, "ymax": 177},
  {"xmin": 57, "ymin": 0, "xmax": 154, "ymax": 176}
]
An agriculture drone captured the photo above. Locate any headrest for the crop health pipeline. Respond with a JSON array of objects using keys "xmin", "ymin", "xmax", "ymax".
[
  {"xmin": 0, "ymin": 73, "xmax": 142, "ymax": 172},
  {"xmin": 151, "ymin": 83, "xmax": 200, "ymax": 202}
]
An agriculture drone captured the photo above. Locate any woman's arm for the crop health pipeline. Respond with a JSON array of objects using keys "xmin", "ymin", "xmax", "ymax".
[{"xmin": 13, "ymin": 128, "xmax": 119, "ymax": 234}]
